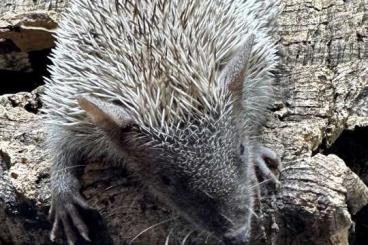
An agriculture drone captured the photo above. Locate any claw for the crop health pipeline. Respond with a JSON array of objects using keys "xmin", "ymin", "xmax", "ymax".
[
  {"xmin": 259, "ymin": 146, "xmax": 281, "ymax": 169},
  {"xmin": 49, "ymin": 192, "xmax": 92, "ymax": 243},
  {"xmin": 255, "ymin": 146, "xmax": 282, "ymax": 187},
  {"xmin": 67, "ymin": 204, "xmax": 91, "ymax": 241},
  {"xmin": 50, "ymin": 216, "xmax": 60, "ymax": 242},
  {"xmin": 73, "ymin": 193, "xmax": 93, "ymax": 210},
  {"xmin": 81, "ymin": 231, "xmax": 91, "ymax": 242},
  {"xmin": 60, "ymin": 210, "xmax": 77, "ymax": 245},
  {"xmin": 48, "ymin": 204, "xmax": 55, "ymax": 221}
]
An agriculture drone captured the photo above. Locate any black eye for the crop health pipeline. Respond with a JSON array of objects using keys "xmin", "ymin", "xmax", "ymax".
[
  {"xmin": 161, "ymin": 175, "xmax": 172, "ymax": 186},
  {"xmin": 240, "ymin": 144, "xmax": 245, "ymax": 155}
]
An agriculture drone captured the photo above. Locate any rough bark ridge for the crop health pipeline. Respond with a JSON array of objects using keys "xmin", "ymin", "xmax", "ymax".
[{"xmin": 1, "ymin": 0, "xmax": 368, "ymax": 244}]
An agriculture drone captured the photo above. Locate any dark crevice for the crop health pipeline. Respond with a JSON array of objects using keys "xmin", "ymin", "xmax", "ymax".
[
  {"xmin": 325, "ymin": 127, "xmax": 368, "ymax": 175},
  {"xmin": 7, "ymin": 92, "xmax": 43, "ymax": 114},
  {"xmin": 323, "ymin": 127, "xmax": 368, "ymax": 245},
  {"xmin": 356, "ymin": 32, "xmax": 364, "ymax": 42},
  {"xmin": 0, "ymin": 49, "xmax": 51, "ymax": 95},
  {"xmin": 35, "ymin": 173, "xmax": 50, "ymax": 185},
  {"xmin": 311, "ymin": 137, "xmax": 328, "ymax": 156},
  {"xmin": 350, "ymin": 205, "xmax": 368, "ymax": 245},
  {"xmin": 24, "ymin": 95, "xmax": 42, "ymax": 113},
  {"xmin": 28, "ymin": 49, "xmax": 52, "ymax": 83},
  {"xmin": 0, "ymin": 150, "xmax": 11, "ymax": 171},
  {"xmin": 0, "ymin": 70, "xmax": 39, "ymax": 94},
  {"xmin": 5, "ymin": 193, "xmax": 50, "ymax": 231},
  {"xmin": 0, "ymin": 39, "xmax": 21, "ymax": 54}
]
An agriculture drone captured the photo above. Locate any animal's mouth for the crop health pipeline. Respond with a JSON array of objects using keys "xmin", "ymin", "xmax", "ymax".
[{"xmin": 181, "ymin": 210, "xmax": 249, "ymax": 244}]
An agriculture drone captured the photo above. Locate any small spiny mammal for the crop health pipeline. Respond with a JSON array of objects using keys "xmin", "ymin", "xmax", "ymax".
[{"xmin": 43, "ymin": 0, "xmax": 281, "ymax": 244}]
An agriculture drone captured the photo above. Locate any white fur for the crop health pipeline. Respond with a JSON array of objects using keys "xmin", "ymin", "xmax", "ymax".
[{"xmin": 43, "ymin": 0, "xmax": 280, "ymax": 137}]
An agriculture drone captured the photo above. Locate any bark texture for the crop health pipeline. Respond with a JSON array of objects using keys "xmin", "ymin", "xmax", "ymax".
[{"xmin": 0, "ymin": 0, "xmax": 368, "ymax": 244}]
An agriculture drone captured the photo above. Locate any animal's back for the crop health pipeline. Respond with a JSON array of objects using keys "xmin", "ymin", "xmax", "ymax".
[{"xmin": 43, "ymin": 0, "xmax": 279, "ymax": 133}]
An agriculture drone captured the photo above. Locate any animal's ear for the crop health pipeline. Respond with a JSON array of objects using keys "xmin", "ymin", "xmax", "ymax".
[
  {"xmin": 219, "ymin": 34, "xmax": 255, "ymax": 107},
  {"xmin": 78, "ymin": 96, "xmax": 135, "ymax": 135}
]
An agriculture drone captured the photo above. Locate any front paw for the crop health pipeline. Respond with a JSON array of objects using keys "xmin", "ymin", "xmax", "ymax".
[
  {"xmin": 254, "ymin": 145, "xmax": 281, "ymax": 187},
  {"xmin": 49, "ymin": 191, "xmax": 93, "ymax": 245}
]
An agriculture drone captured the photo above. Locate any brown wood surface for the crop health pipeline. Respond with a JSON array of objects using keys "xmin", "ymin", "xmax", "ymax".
[{"xmin": 0, "ymin": 0, "xmax": 367, "ymax": 244}]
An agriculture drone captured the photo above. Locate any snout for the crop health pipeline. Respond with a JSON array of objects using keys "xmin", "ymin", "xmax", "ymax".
[{"xmin": 223, "ymin": 228, "xmax": 249, "ymax": 245}]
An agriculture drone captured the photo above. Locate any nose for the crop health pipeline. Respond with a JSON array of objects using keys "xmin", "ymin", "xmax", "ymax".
[{"xmin": 223, "ymin": 229, "xmax": 249, "ymax": 245}]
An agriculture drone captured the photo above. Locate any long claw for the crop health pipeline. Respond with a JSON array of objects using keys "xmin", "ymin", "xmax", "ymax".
[
  {"xmin": 50, "ymin": 216, "xmax": 60, "ymax": 242},
  {"xmin": 73, "ymin": 193, "xmax": 93, "ymax": 210},
  {"xmin": 81, "ymin": 231, "xmax": 91, "ymax": 242},
  {"xmin": 60, "ymin": 211, "xmax": 77, "ymax": 245},
  {"xmin": 48, "ymin": 203, "xmax": 55, "ymax": 221},
  {"xmin": 67, "ymin": 204, "xmax": 91, "ymax": 241},
  {"xmin": 49, "ymin": 191, "xmax": 92, "ymax": 243}
]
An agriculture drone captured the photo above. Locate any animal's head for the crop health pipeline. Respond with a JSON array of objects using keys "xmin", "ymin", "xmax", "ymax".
[
  {"xmin": 151, "ymin": 121, "xmax": 255, "ymax": 244},
  {"xmin": 78, "ymin": 35, "xmax": 257, "ymax": 244}
]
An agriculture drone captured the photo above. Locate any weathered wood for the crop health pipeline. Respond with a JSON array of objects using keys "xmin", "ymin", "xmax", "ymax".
[
  {"xmin": 0, "ymin": 0, "xmax": 65, "ymax": 53},
  {"xmin": 0, "ymin": 0, "xmax": 367, "ymax": 244}
]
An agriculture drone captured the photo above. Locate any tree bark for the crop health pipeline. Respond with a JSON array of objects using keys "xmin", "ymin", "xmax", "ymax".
[{"xmin": 0, "ymin": 0, "xmax": 368, "ymax": 244}]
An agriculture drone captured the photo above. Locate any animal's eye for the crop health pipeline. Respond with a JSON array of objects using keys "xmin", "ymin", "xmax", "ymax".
[
  {"xmin": 161, "ymin": 175, "xmax": 172, "ymax": 186},
  {"xmin": 240, "ymin": 144, "xmax": 245, "ymax": 155}
]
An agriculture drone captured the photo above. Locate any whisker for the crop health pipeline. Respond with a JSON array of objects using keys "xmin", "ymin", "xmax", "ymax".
[
  {"xmin": 104, "ymin": 182, "xmax": 128, "ymax": 191},
  {"xmin": 249, "ymin": 178, "xmax": 272, "ymax": 190},
  {"xmin": 181, "ymin": 230, "xmax": 194, "ymax": 245},
  {"xmin": 127, "ymin": 195, "xmax": 139, "ymax": 213},
  {"xmin": 204, "ymin": 231, "xmax": 212, "ymax": 244},
  {"xmin": 203, "ymin": 231, "xmax": 221, "ymax": 244},
  {"xmin": 165, "ymin": 229, "xmax": 173, "ymax": 245},
  {"xmin": 245, "ymin": 204, "xmax": 258, "ymax": 218},
  {"xmin": 220, "ymin": 213, "xmax": 235, "ymax": 226},
  {"xmin": 129, "ymin": 217, "xmax": 177, "ymax": 244}
]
